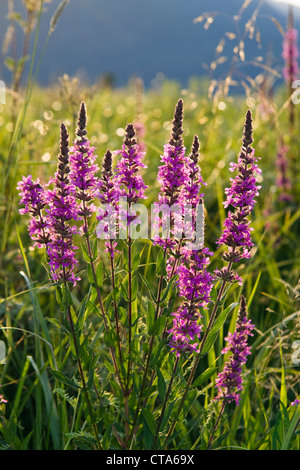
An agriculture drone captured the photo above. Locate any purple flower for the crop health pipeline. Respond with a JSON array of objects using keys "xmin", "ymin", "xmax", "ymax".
[
  {"xmin": 153, "ymin": 99, "xmax": 190, "ymax": 249},
  {"xmin": 115, "ymin": 124, "xmax": 147, "ymax": 202},
  {"xmin": 166, "ymin": 135, "xmax": 213, "ymax": 358},
  {"xmin": 17, "ymin": 175, "xmax": 45, "ymax": 215},
  {"xmin": 114, "ymin": 123, "xmax": 148, "ymax": 228},
  {"xmin": 179, "ymin": 135, "xmax": 207, "ymax": 246},
  {"xmin": 96, "ymin": 149, "xmax": 121, "ymax": 258},
  {"xmin": 164, "ymin": 136, "xmax": 207, "ymax": 276},
  {"xmin": 0, "ymin": 394, "xmax": 7, "ymax": 405},
  {"xmin": 291, "ymin": 399, "xmax": 300, "ymax": 406},
  {"xmin": 282, "ymin": 26, "xmax": 299, "ymax": 85},
  {"xmin": 215, "ymin": 110, "xmax": 261, "ymax": 283},
  {"xmin": 45, "ymin": 123, "xmax": 80, "ymax": 286},
  {"xmin": 157, "ymin": 143, "xmax": 189, "ymax": 206},
  {"xmin": 17, "ymin": 175, "xmax": 51, "ymax": 247},
  {"xmin": 152, "ymin": 143, "xmax": 189, "ymax": 249},
  {"xmin": 69, "ymin": 102, "xmax": 100, "ymax": 224},
  {"xmin": 168, "ymin": 245, "xmax": 213, "ymax": 357},
  {"xmin": 276, "ymin": 144, "xmax": 293, "ymax": 203},
  {"xmin": 215, "ymin": 295, "xmax": 254, "ymax": 405},
  {"xmin": 133, "ymin": 120, "xmax": 146, "ymax": 154},
  {"xmin": 179, "ymin": 136, "xmax": 205, "ymax": 207}
]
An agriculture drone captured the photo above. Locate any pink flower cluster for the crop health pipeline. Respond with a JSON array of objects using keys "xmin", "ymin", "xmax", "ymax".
[
  {"xmin": 282, "ymin": 27, "xmax": 299, "ymax": 84},
  {"xmin": 215, "ymin": 296, "xmax": 254, "ymax": 405}
]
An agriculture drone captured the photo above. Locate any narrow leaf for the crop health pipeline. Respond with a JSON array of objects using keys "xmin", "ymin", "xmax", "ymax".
[
  {"xmin": 192, "ymin": 367, "xmax": 218, "ymax": 388},
  {"xmin": 141, "ymin": 408, "xmax": 157, "ymax": 435}
]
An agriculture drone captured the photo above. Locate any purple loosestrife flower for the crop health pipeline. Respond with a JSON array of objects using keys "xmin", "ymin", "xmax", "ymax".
[
  {"xmin": 180, "ymin": 135, "xmax": 205, "ymax": 207},
  {"xmin": 45, "ymin": 123, "xmax": 80, "ymax": 286},
  {"xmin": 282, "ymin": 26, "xmax": 299, "ymax": 85},
  {"xmin": 153, "ymin": 99, "xmax": 190, "ymax": 249},
  {"xmin": 215, "ymin": 110, "xmax": 261, "ymax": 285},
  {"xmin": 96, "ymin": 149, "xmax": 120, "ymax": 258},
  {"xmin": 17, "ymin": 175, "xmax": 51, "ymax": 247},
  {"xmin": 276, "ymin": 144, "xmax": 293, "ymax": 203},
  {"xmin": 168, "ymin": 193, "xmax": 213, "ymax": 357},
  {"xmin": 215, "ymin": 295, "xmax": 254, "ymax": 405},
  {"xmin": 133, "ymin": 120, "xmax": 146, "ymax": 154},
  {"xmin": 114, "ymin": 123, "xmax": 148, "ymax": 229},
  {"xmin": 168, "ymin": 240, "xmax": 213, "ymax": 357},
  {"xmin": 167, "ymin": 137, "xmax": 213, "ymax": 358},
  {"xmin": 291, "ymin": 399, "xmax": 300, "ymax": 406},
  {"xmin": 180, "ymin": 135, "xmax": 206, "ymax": 245},
  {"xmin": 69, "ymin": 102, "xmax": 99, "ymax": 229},
  {"xmin": 165, "ymin": 136, "xmax": 206, "ymax": 277}
]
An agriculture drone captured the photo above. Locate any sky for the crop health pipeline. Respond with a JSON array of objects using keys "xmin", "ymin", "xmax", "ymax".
[
  {"xmin": 268, "ymin": 0, "xmax": 300, "ymax": 8},
  {"xmin": 1, "ymin": 0, "xmax": 300, "ymax": 87}
]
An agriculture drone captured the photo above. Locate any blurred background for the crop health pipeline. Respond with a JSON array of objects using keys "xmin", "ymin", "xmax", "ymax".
[{"xmin": 1, "ymin": 0, "xmax": 300, "ymax": 90}]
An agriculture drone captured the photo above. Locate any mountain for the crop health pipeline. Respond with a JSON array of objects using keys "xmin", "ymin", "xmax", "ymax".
[{"xmin": 0, "ymin": 0, "xmax": 299, "ymax": 88}]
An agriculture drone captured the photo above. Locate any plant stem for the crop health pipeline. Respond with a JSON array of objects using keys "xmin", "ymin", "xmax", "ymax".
[
  {"xmin": 163, "ymin": 271, "xmax": 230, "ymax": 448},
  {"xmin": 127, "ymin": 249, "xmax": 167, "ymax": 448},
  {"xmin": 152, "ymin": 356, "xmax": 179, "ymax": 450},
  {"xmin": 125, "ymin": 233, "xmax": 133, "ymax": 444},
  {"xmin": 64, "ymin": 287, "xmax": 101, "ymax": 450},
  {"xmin": 109, "ymin": 240, "xmax": 123, "ymax": 364},
  {"xmin": 83, "ymin": 213, "xmax": 125, "ymax": 396},
  {"xmin": 207, "ymin": 401, "xmax": 226, "ymax": 449},
  {"xmin": 127, "ymin": 235, "xmax": 133, "ymax": 389}
]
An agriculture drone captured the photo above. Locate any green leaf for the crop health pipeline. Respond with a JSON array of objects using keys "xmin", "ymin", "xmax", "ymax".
[
  {"xmin": 87, "ymin": 354, "xmax": 99, "ymax": 390},
  {"xmin": 54, "ymin": 388, "xmax": 78, "ymax": 408},
  {"xmin": 142, "ymin": 385, "xmax": 157, "ymax": 400},
  {"xmin": 96, "ymin": 262, "xmax": 103, "ymax": 288},
  {"xmin": 132, "ymin": 374, "xmax": 141, "ymax": 396},
  {"xmin": 149, "ymin": 316, "xmax": 167, "ymax": 336},
  {"xmin": 192, "ymin": 367, "xmax": 218, "ymax": 388},
  {"xmin": 62, "ymin": 284, "xmax": 73, "ymax": 307},
  {"xmin": 141, "ymin": 408, "xmax": 157, "ymax": 435},
  {"xmin": 156, "ymin": 367, "xmax": 166, "ymax": 401},
  {"xmin": 50, "ymin": 370, "xmax": 81, "ymax": 391},
  {"xmin": 112, "ymin": 286, "xmax": 121, "ymax": 302},
  {"xmin": 143, "ymin": 419, "xmax": 154, "ymax": 450},
  {"xmin": 281, "ymin": 404, "xmax": 300, "ymax": 450},
  {"xmin": 118, "ymin": 306, "xmax": 127, "ymax": 324},
  {"xmin": 149, "ymin": 340, "xmax": 167, "ymax": 368},
  {"xmin": 64, "ymin": 431, "xmax": 96, "ymax": 447},
  {"xmin": 161, "ymin": 400, "xmax": 176, "ymax": 430},
  {"xmin": 201, "ymin": 302, "xmax": 238, "ymax": 356},
  {"xmin": 104, "ymin": 329, "xmax": 117, "ymax": 348},
  {"xmin": 132, "ymin": 276, "xmax": 138, "ymax": 302},
  {"xmin": 47, "ymin": 317, "xmax": 67, "ymax": 333},
  {"xmin": 155, "ymin": 249, "xmax": 167, "ymax": 277},
  {"xmin": 120, "ymin": 281, "xmax": 129, "ymax": 302},
  {"xmin": 102, "ymin": 425, "xmax": 112, "ymax": 450},
  {"xmin": 210, "ymin": 285, "xmax": 218, "ymax": 303},
  {"xmin": 279, "ymin": 341, "xmax": 287, "ymax": 407},
  {"xmin": 160, "ymin": 275, "xmax": 177, "ymax": 304},
  {"xmin": 75, "ymin": 294, "xmax": 90, "ymax": 333},
  {"xmin": 139, "ymin": 272, "xmax": 157, "ymax": 304},
  {"xmin": 180, "ymin": 389, "xmax": 197, "ymax": 421},
  {"xmin": 147, "ymin": 301, "xmax": 156, "ymax": 333},
  {"xmin": 272, "ymin": 402, "xmax": 290, "ymax": 450},
  {"xmin": 81, "ymin": 241, "xmax": 92, "ymax": 263},
  {"xmin": 87, "ymin": 264, "xmax": 96, "ymax": 285},
  {"xmin": 132, "ymin": 251, "xmax": 141, "ymax": 272}
]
